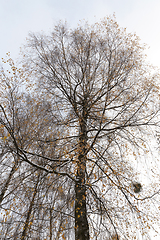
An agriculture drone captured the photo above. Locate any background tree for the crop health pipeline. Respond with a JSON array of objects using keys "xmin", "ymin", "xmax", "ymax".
[{"xmin": 0, "ymin": 16, "xmax": 160, "ymax": 239}]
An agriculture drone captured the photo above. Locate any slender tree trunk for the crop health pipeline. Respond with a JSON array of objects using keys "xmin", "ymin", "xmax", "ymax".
[
  {"xmin": 21, "ymin": 176, "xmax": 39, "ymax": 240},
  {"xmin": 75, "ymin": 116, "xmax": 89, "ymax": 240},
  {"xmin": 49, "ymin": 208, "xmax": 53, "ymax": 240},
  {"xmin": 0, "ymin": 161, "xmax": 17, "ymax": 204}
]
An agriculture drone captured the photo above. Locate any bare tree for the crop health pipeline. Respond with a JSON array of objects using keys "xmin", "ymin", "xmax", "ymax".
[{"xmin": 0, "ymin": 16, "xmax": 160, "ymax": 239}]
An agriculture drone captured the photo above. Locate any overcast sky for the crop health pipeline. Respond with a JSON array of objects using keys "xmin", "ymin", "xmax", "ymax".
[
  {"xmin": 0, "ymin": 0, "xmax": 160, "ymax": 68},
  {"xmin": 0, "ymin": 1, "xmax": 160, "ymax": 239}
]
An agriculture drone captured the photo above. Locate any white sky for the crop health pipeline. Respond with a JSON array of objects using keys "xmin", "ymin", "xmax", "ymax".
[
  {"xmin": 0, "ymin": 0, "xmax": 160, "ymax": 239},
  {"xmin": 0, "ymin": 0, "xmax": 160, "ymax": 68}
]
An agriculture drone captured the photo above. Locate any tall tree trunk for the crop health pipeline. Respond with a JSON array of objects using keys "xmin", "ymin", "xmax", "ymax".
[
  {"xmin": 21, "ymin": 176, "xmax": 39, "ymax": 240},
  {"xmin": 49, "ymin": 208, "xmax": 53, "ymax": 240},
  {"xmin": 75, "ymin": 179, "xmax": 89, "ymax": 240},
  {"xmin": 75, "ymin": 117, "xmax": 89, "ymax": 240},
  {"xmin": 0, "ymin": 161, "xmax": 18, "ymax": 205}
]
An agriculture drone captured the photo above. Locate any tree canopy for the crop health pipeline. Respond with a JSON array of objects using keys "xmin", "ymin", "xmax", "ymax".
[{"xmin": 0, "ymin": 16, "xmax": 160, "ymax": 240}]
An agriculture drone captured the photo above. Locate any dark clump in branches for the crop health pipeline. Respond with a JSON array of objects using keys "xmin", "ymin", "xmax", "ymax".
[{"xmin": 133, "ymin": 182, "xmax": 142, "ymax": 193}]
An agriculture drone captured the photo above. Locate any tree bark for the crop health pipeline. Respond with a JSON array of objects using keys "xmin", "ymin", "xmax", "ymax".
[
  {"xmin": 0, "ymin": 161, "xmax": 17, "ymax": 205},
  {"xmin": 75, "ymin": 180, "xmax": 89, "ymax": 240},
  {"xmin": 49, "ymin": 208, "xmax": 53, "ymax": 240},
  {"xmin": 75, "ymin": 116, "xmax": 89, "ymax": 240},
  {"xmin": 21, "ymin": 176, "xmax": 39, "ymax": 240}
]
